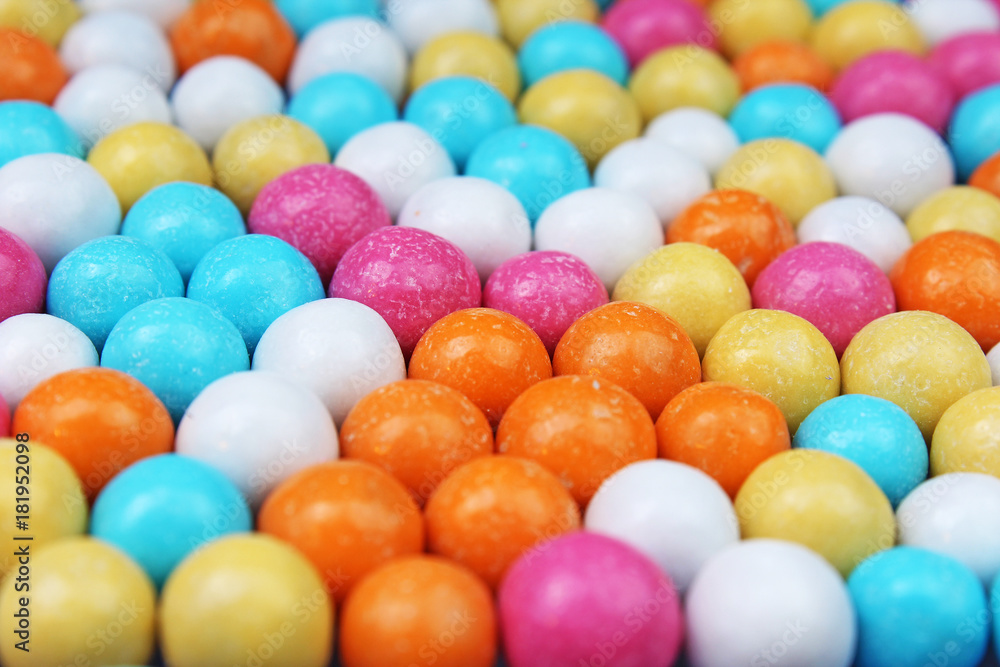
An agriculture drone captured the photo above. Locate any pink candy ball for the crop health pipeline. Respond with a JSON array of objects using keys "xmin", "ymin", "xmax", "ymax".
[
  {"xmin": 602, "ymin": 0, "xmax": 715, "ymax": 67},
  {"xmin": 329, "ymin": 226, "xmax": 481, "ymax": 357},
  {"xmin": 929, "ymin": 32, "xmax": 1000, "ymax": 99},
  {"xmin": 247, "ymin": 164, "xmax": 391, "ymax": 286},
  {"xmin": 0, "ymin": 393, "xmax": 9, "ymax": 437},
  {"xmin": 0, "ymin": 227, "xmax": 47, "ymax": 323},
  {"xmin": 752, "ymin": 242, "xmax": 896, "ymax": 357},
  {"xmin": 484, "ymin": 251, "xmax": 608, "ymax": 355},
  {"xmin": 830, "ymin": 51, "xmax": 956, "ymax": 133},
  {"xmin": 499, "ymin": 532, "xmax": 684, "ymax": 667}
]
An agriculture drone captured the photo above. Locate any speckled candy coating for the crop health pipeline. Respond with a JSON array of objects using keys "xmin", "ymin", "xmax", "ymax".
[
  {"xmin": 0, "ymin": 227, "xmax": 46, "ymax": 323},
  {"xmin": 929, "ymin": 32, "xmax": 1000, "ymax": 99},
  {"xmin": 484, "ymin": 251, "xmax": 608, "ymax": 354},
  {"xmin": 247, "ymin": 164, "xmax": 391, "ymax": 285},
  {"xmin": 330, "ymin": 227, "xmax": 481, "ymax": 357}
]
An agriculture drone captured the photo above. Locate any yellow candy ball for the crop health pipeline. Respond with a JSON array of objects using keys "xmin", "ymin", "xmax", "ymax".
[
  {"xmin": 906, "ymin": 186, "xmax": 1000, "ymax": 243},
  {"xmin": 518, "ymin": 70, "xmax": 642, "ymax": 168},
  {"xmin": 612, "ymin": 242, "xmax": 751, "ymax": 356},
  {"xmin": 410, "ymin": 31, "xmax": 521, "ymax": 102},
  {"xmin": 842, "ymin": 311, "xmax": 992, "ymax": 441},
  {"xmin": 0, "ymin": 440, "xmax": 87, "ymax": 579},
  {"xmin": 87, "ymin": 122, "xmax": 212, "ymax": 213},
  {"xmin": 629, "ymin": 45, "xmax": 740, "ymax": 121},
  {"xmin": 931, "ymin": 386, "xmax": 1000, "ymax": 478},
  {"xmin": 812, "ymin": 0, "xmax": 925, "ymax": 72},
  {"xmin": 703, "ymin": 309, "xmax": 840, "ymax": 433},
  {"xmin": 0, "ymin": 537, "xmax": 156, "ymax": 667},
  {"xmin": 159, "ymin": 534, "xmax": 334, "ymax": 667},
  {"xmin": 710, "ymin": 0, "xmax": 813, "ymax": 58},
  {"xmin": 735, "ymin": 449, "xmax": 895, "ymax": 577},
  {"xmin": 213, "ymin": 115, "xmax": 330, "ymax": 215},
  {"xmin": 497, "ymin": 0, "xmax": 599, "ymax": 47},
  {"xmin": 0, "ymin": 0, "xmax": 80, "ymax": 47},
  {"xmin": 715, "ymin": 138, "xmax": 837, "ymax": 225}
]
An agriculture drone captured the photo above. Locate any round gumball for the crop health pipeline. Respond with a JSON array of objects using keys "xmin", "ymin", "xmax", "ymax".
[
  {"xmin": 733, "ymin": 40, "xmax": 835, "ymax": 92},
  {"xmin": 932, "ymin": 387, "xmax": 1000, "ymax": 477},
  {"xmin": 644, "ymin": 107, "xmax": 739, "ymax": 176},
  {"xmin": 812, "ymin": 1, "xmax": 926, "ymax": 72},
  {"xmin": 909, "ymin": 0, "xmax": 999, "ymax": 47},
  {"xmin": 602, "ymin": 0, "xmax": 713, "ymax": 66},
  {"xmin": 897, "ymin": 473, "xmax": 1000, "ymax": 586},
  {"xmin": 47, "ymin": 236, "xmax": 184, "ymax": 352},
  {"xmin": 907, "ymin": 186, "xmax": 1000, "ymax": 244},
  {"xmin": 842, "ymin": 311, "xmax": 992, "ymax": 440},
  {"xmin": 484, "ymin": 251, "xmax": 608, "ymax": 354},
  {"xmin": 276, "ymin": 0, "xmax": 379, "ymax": 36},
  {"xmin": 159, "ymin": 535, "xmax": 334, "ymax": 667},
  {"xmin": 971, "ymin": 151, "xmax": 1000, "ymax": 199},
  {"xmin": 518, "ymin": 21, "xmax": 628, "ymax": 87},
  {"xmin": 386, "ymin": 0, "xmax": 498, "ymax": 54},
  {"xmin": 709, "ymin": 0, "xmax": 813, "ymax": 58},
  {"xmin": 409, "ymin": 308, "xmax": 551, "ymax": 427},
  {"xmin": 396, "ymin": 176, "xmax": 531, "ymax": 282},
  {"xmin": 0, "ymin": 101, "xmax": 80, "ymax": 167},
  {"xmin": 0, "ymin": 227, "xmax": 46, "ymax": 322},
  {"xmin": 0, "ymin": 538, "xmax": 155, "ymax": 667},
  {"xmin": 0, "ymin": 0, "xmax": 79, "ymax": 47},
  {"xmin": 729, "ymin": 84, "xmax": 842, "ymax": 153},
  {"xmin": 175, "ymin": 371, "xmax": 339, "ymax": 506},
  {"xmin": 121, "ymin": 181, "xmax": 246, "ymax": 284},
  {"xmin": 75, "ymin": 0, "xmax": 188, "ymax": 27},
  {"xmin": 499, "ymin": 532, "xmax": 683, "ymax": 667},
  {"xmin": 685, "ymin": 539, "xmax": 856, "ymax": 667},
  {"xmin": 0, "ymin": 28, "xmax": 68, "ymax": 104},
  {"xmin": 496, "ymin": 0, "xmax": 598, "ymax": 48},
  {"xmin": 258, "ymin": 460, "xmax": 424, "ymax": 602},
  {"xmin": 59, "ymin": 10, "xmax": 175, "ymax": 89},
  {"xmin": 613, "ymin": 243, "xmax": 751, "ymax": 356},
  {"xmin": 797, "ymin": 196, "xmax": 913, "ymax": 273},
  {"xmin": 629, "ymin": 45, "xmax": 740, "ymax": 120},
  {"xmin": 952, "ymin": 86, "xmax": 1000, "ymax": 182},
  {"xmin": 703, "ymin": 309, "xmax": 840, "ymax": 432},
  {"xmin": 252, "ymin": 298, "xmax": 406, "ymax": 424},
  {"xmin": 409, "ymin": 31, "xmax": 521, "ymax": 102},
  {"xmin": 929, "ymin": 32, "xmax": 1000, "ymax": 98},
  {"xmin": 91, "ymin": 454, "xmax": 251, "ymax": 588},
  {"xmin": 340, "ymin": 556, "xmax": 497, "ymax": 667},
  {"xmin": 287, "ymin": 72, "xmax": 398, "ymax": 155}
]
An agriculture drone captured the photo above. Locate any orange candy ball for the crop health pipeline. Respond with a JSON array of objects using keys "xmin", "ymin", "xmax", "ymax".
[
  {"xmin": 257, "ymin": 460, "xmax": 425, "ymax": 603},
  {"xmin": 970, "ymin": 151, "xmax": 1000, "ymax": 200},
  {"xmin": 409, "ymin": 308, "xmax": 552, "ymax": 428},
  {"xmin": 170, "ymin": 0, "xmax": 297, "ymax": 83},
  {"xmin": 890, "ymin": 231, "xmax": 1000, "ymax": 352},
  {"xmin": 12, "ymin": 368, "xmax": 173, "ymax": 500},
  {"xmin": 732, "ymin": 40, "xmax": 835, "ymax": 92},
  {"xmin": 340, "ymin": 556, "xmax": 497, "ymax": 667},
  {"xmin": 340, "ymin": 379, "xmax": 494, "ymax": 506},
  {"xmin": 496, "ymin": 375, "xmax": 657, "ymax": 506},
  {"xmin": 667, "ymin": 189, "xmax": 797, "ymax": 287},
  {"xmin": 0, "ymin": 28, "xmax": 68, "ymax": 103},
  {"xmin": 656, "ymin": 382, "xmax": 791, "ymax": 498},
  {"xmin": 553, "ymin": 301, "xmax": 700, "ymax": 421},
  {"xmin": 425, "ymin": 456, "xmax": 580, "ymax": 589}
]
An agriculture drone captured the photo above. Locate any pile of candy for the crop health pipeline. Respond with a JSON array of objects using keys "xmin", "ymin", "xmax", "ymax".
[{"xmin": 3, "ymin": 0, "xmax": 1000, "ymax": 665}]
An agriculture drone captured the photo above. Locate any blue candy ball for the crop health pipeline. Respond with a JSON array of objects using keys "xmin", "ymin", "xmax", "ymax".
[
  {"xmin": 465, "ymin": 124, "xmax": 591, "ymax": 222},
  {"xmin": 121, "ymin": 182, "xmax": 246, "ymax": 284},
  {"xmin": 794, "ymin": 394, "xmax": 927, "ymax": 507},
  {"xmin": 47, "ymin": 236, "xmax": 184, "ymax": 352},
  {"xmin": 275, "ymin": 0, "xmax": 379, "ymax": 36},
  {"xmin": 849, "ymin": 547, "xmax": 989, "ymax": 667},
  {"xmin": 186, "ymin": 234, "xmax": 324, "ymax": 355},
  {"xmin": 101, "ymin": 297, "xmax": 250, "ymax": 423},
  {"xmin": 949, "ymin": 84, "xmax": 1000, "ymax": 181},
  {"xmin": 518, "ymin": 21, "xmax": 629, "ymax": 87},
  {"xmin": 91, "ymin": 453, "xmax": 252, "ymax": 588},
  {"xmin": 288, "ymin": 72, "xmax": 399, "ymax": 155},
  {"xmin": 0, "ymin": 100, "xmax": 82, "ymax": 167},
  {"xmin": 728, "ymin": 83, "xmax": 842, "ymax": 153}
]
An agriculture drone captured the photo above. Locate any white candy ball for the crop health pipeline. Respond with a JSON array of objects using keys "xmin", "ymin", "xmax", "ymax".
[
  {"xmin": 0, "ymin": 154, "xmax": 121, "ymax": 272},
  {"xmin": 644, "ymin": 107, "xmax": 740, "ymax": 176},
  {"xmin": 288, "ymin": 17, "xmax": 408, "ymax": 100},
  {"xmin": 908, "ymin": 0, "xmax": 1000, "ymax": 47},
  {"xmin": 585, "ymin": 460, "xmax": 739, "ymax": 593},
  {"xmin": 0, "ymin": 314, "xmax": 99, "ymax": 411},
  {"xmin": 987, "ymin": 342, "xmax": 1000, "ymax": 386},
  {"xmin": 796, "ymin": 196, "xmax": 912, "ymax": 273},
  {"xmin": 171, "ymin": 56, "xmax": 285, "ymax": 151},
  {"xmin": 897, "ymin": 472, "xmax": 1000, "ymax": 586},
  {"xmin": 534, "ymin": 187, "xmax": 663, "ymax": 290},
  {"xmin": 386, "ymin": 0, "xmax": 499, "ymax": 54},
  {"xmin": 252, "ymin": 298, "xmax": 406, "ymax": 425},
  {"xmin": 686, "ymin": 539, "xmax": 857, "ymax": 667},
  {"xmin": 175, "ymin": 371, "xmax": 339, "ymax": 507},
  {"xmin": 824, "ymin": 113, "xmax": 955, "ymax": 218},
  {"xmin": 335, "ymin": 121, "xmax": 456, "ymax": 218},
  {"xmin": 594, "ymin": 137, "xmax": 712, "ymax": 230},
  {"xmin": 77, "ymin": 0, "xmax": 190, "ymax": 28},
  {"xmin": 397, "ymin": 176, "xmax": 531, "ymax": 281}
]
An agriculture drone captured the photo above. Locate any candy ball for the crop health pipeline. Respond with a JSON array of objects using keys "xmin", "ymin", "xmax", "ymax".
[
  {"xmin": 825, "ymin": 113, "xmax": 954, "ymax": 217},
  {"xmin": 0, "ymin": 0, "xmax": 79, "ymax": 46},
  {"xmin": 0, "ymin": 537, "xmax": 155, "ymax": 667},
  {"xmin": 989, "ymin": 342, "xmax": 1000, "ymax": 385},
  {"xmin": 613, "ymin": 242, "xmax": 751, "ymax": 356},
  {"xmin": 499, "ymin": 532, "xmax": 683, "ymax": 667},
  {"xmin": 159, "ymin": 535, "xmax": 334, "ymax": 667},
  {"xmin": 951, "ymin": 86, "xmax": 1000, "ymax": 181},
  {"xmin": 629, "ymin": 45, "xmax": 740, "ymax": 120},
  {"xmin": 0, "ymin": 227, "xmax": 46, "ymax": 322},
  {"xmin": 842, "ymin": 311, "xmax": 992, "ymax": 440},
  {"xmin": 932, "ymin": 387, "xmax": 1000, "ymax": 477},
  {"xmin": 0, "ymin": 100, "xmax": 80, "ymax": 167},
  {"xmin": 729, "ymin": 83, "xmax": 842, "ymax": 153},
  {"xmin": 906, "ymin": 185, "xmax": 1000, "ymax": 243},
  {"xmin": 971, "ymin": 151, "xmax": 1000, "ymax": 201},
  {"xmin": 175, "ymin": 370, "xmax": 339, "ymax": 506},
  {"xmin": 685, "ymin": 539, "xmax": 856, "ymax": 667},
  {"xmin": 0, "ymin": 28, "xmax": 68, "ymax": 104},
  {"xmin": 409, "ymin": 31, "xmax": 521, "ymax": 102},
  {"xmin": 897, "ymin": 473, "xmax": 1000, "ymax": 586},
  {"xmin": 797, "ymin": 196, "xmax": 913, "ymax": 273},
  {"xmin": 644, "ymin": 107, "xmax": 739, "ymax": 176},
  {"xmin": 276, "ymin": 0, "xmax": 379, "ymax": 36},
  {"xmin": 603, "ymin": 0, "xmax": 714, "ymax": 66},
  {"xmin": 928, "ymin": 32, "xmax": 1000, "ymax": 98},
  {"xmin": 76, "ymin": 0, "xmax": 188, "ymax": 27},
  {"xmin": 496, "ymin": 0, "xmax": 599, "ymax": 48},
  {"xmin": 252, "ymin": 298, "xmax": 406, "ymax": 424},
  {"xmin": 710, "ymin": 0, "xmax": 813, "ymax": 58},
  {"xmin": 812, "ymin": 0, "xmax": 926, "ymax": 72},
  {"xmin": 409, "ymin": 308, "xmax": 552, "ymax": 427},
  {"xmin": 91, "ymin": 454, "xmax": 251, "ymax": 588},
  {"xmin": 287, "ymin": 72, "xmax": 398, "ymax": 155},
  {"xmin": 386, "ymin": 0, "xmax": 498, "ymax": 54},
  {"xmin": 732, "ymin": 40, "xmax": 835, "ymax": 92},
  {"xmin": 909, "ymin": 0, "xmax": 1000, "ymax": 47},
  {"xmin": 259, "ymin": 460, "xmax": 423, "ymax": 602},
  {"xmin": 518, "ymin": 20, "xmax": 628, "ymax": 87}
]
